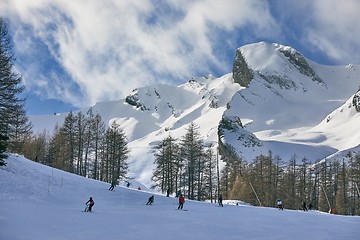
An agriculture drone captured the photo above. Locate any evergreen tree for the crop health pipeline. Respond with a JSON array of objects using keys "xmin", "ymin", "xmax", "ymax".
[
  {"xmin": 348, "ymin": 153, "xmax": 360, "ymax": 215},
  {"xmin": 74, "ymin": 111, "xmax": 86, "ymax": 175},
  {"xmin": 7, "ymin": 102, "xmax": 32, "ymax": 154},
  {"xmin": 91, "ymin": 113, "xmax": 105, "ymax": 180},
  {"xmin": 0, "ymin": 17, "xmax": 29, "ymax": 164},
  {"xmin": 60, "ymin": 111, "xmax": 77, "ymax": 173},
  {"xmin": 335, "ymin": 159, "xmax": 348, "ymax": 214},
  {"xmin": 180, "ymin": 123, "xmax": 204, "ymax": 200},
  {"xmin": 202, "ymin": 145, "xmax": 217, "ymax": 202},
  {"xmin": 152, "ymin": 135, "xmax": 180, "ymax": 194},
  {"xmin": 103, "ymin": 121, "xmax": 129, "ymax": 183}
]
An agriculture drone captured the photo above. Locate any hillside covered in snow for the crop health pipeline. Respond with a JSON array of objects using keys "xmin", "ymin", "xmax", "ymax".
[
  {"xmin": 30, "ymin": 42, "xmax": 360, "ymax": 187},
  {"xmin": 1, "ymin": 154, "xmax": 359, "ymax": 240}
]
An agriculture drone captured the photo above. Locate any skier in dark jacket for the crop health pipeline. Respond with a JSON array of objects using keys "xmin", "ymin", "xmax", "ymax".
[
  {"xmin": 308, "ymin": 202, "xmax": 313, "ymax": 210},
  {"xmin": 178, "ymin": 194, "xmax": 185, "ymax": 210},
  {"xmin": 218, "ymin": 194, "xmax": 223, "ymax": 207},
  {"xmin": 108, "ymin": 181, "xmax": 116, "ymax": 191},
  {"xmin": 85, "ymin": 197, "xmax": 95, "ymax": 212},
  {"xmin": 302, "ymin": 200, "xmax": 308, "ymax": 211},
  {"xmin": 146, "ymin": 195, "xmax": 154, "ymax": 205}
]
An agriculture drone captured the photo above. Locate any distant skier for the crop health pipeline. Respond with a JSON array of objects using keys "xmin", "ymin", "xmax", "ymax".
[
  {"xmin": 176, "ymin": 190, "xmax": 181, "ymax": 198},
  {"xmin": 126, "ymin": 181, "xmax": 131, "ymax": 188},
  {"xmin": 302, "ymin": 200, "xmax": 308, "ymax": 211},
  {"xmin": 178, "ymin": 194, "xmax": 185, "ymax": 210},
  {"xmin": 85, "ymin": 197, "xmax": 95, "ymax": 212},
  {"xmin": 108, "ymin": 181, "xmax": 116, "ymax": 191},
  {"xmin": 308, "ymin": 202, "xmax": 313, "ymax": 211},
  {"xmin": 146, "ymin": 195, "xmax": 154, "ymax": 205},
  {"xmin": 166, "ymin": 188, "xmax": 170, "ymax": 197},
  {"xmin": 218, "ymin": 194, "xmax": 223, "ymax": 207},
  {"xmin": 277, "ymin": 199, "xmax": 283, "ymax": 210}
]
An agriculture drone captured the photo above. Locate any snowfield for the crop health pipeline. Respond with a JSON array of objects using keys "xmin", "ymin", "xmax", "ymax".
[{"xmin": 1, "ymin": 154, "xmax": 359, "ymax": 240}]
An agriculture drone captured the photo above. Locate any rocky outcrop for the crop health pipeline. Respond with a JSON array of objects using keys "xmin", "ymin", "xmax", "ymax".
[
  {"xmin": 232, "ymin": 49, "xmax": 254, "ymax": 87},
  {"xmin": 278, "ymin": 47, "xmax": 323, "ymax": 84}
]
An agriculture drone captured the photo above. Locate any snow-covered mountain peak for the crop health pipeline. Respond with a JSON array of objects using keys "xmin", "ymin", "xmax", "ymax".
[{"xmin": 29, "ymin": 41, "xmax": 360, "ymax": 186}]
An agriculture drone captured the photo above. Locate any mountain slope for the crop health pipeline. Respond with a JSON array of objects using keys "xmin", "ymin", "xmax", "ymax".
[
  {"xmin": 1, "ymin": 155, "xmax": 359, "ymax": 240},
  {"xmin": 221, "ymin": 42, "xmax": 360, "ymax": 161},
  {"xmin": 30, "ymin": 42, "xmax": 360, "ymax": 186}
]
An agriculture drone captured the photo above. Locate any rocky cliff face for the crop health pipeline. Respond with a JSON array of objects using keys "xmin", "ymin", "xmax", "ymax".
[
  {"xmin": 232, "ymin": 48, "xmax": 254, "ymax": 87},
  {"xmin": 353, "ymin": 88, "xmax": 360, "ymax": 112}
]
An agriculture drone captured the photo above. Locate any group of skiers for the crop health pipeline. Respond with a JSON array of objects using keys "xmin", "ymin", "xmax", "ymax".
[
  {"xmin": 87, "ymin": 183, "xmax": 315, "ymax": 213},
  {"xmin": 277, "ymin": 199, "xmax": 313, "ymax": 211},
  {"xmin": 145, "ymin": 191, "xmax": 185, "ymax": 210}
]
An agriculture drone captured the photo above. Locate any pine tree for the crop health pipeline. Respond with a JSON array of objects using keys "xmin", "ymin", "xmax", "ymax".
[
  {"xmin": 335, "ymin": 159, "xmax": 348, "ymax": 214},
  {"xmin": 60, "ymin": 112, "xmax": 77, "ymax": 173},
  {"xmin": 202, "ymin": 145, "xmax": 217, "ymax": 202},
  {"xmin": 152, "ymin": 135, "xmax": 180, "ymax": 194},
  {"xmin": 103, "ymin": 121, "xmax": 129, "ymax": 183},
  {"xmin": 180, "ymin": 123, "xmax": 204, "ymax": 200},
  {"xmin": 0, "ymin": 17, "xmax": 29, "ymax": 164},
  {"xmin": 7, "ymin": 103, "xmax": 32, "ymax": 154},
  {"xmin": 74, "ymin": 111, "xmax": 86, "ymax": 175},
  {"xmin": 91, "ymin": 113, "xmax": 105, "ymax": 180}
]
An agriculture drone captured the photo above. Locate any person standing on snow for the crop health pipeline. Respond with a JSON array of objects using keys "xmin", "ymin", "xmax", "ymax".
[
  {"xmin": 218, "ymin": 194, "xmax": 223, "ymax": 207},
  {"xmin": 178, "ymin": 194, "xmax": 185, "ymax": 210},
  {"xmin": 85, "ymin": 197, "xmax": 95, "ymax": 212},
  {"xmin": 302, "ymin": 200, "xmax": 308, "ymax": 211},
  {"xmin": 277, "ymin": 199, "xmax": 283, "ymax": 210},
  {"xmin": 308, "ymin": 202, "xmax": 313, "ymax": 210}
]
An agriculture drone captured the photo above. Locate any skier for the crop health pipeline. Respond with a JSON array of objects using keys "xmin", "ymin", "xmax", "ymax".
[
  {"xmin": 85, "ymin": 197, "xmax": 95, "ymax": 212},
  {"xmin": 178, "ymin": 194, "xmax": 185, "ymax": 210},
  {"xmin": 218, "ymin": 194, "xmax": 223, "ymax": 207},
  {"xmin": 308, "ymin": 202, "xmax": 313, "ymax": 210},
  {"xmin": 126, "ymin": 181, "xmax": 131, "ymax": 188},
  {"xmin": 302, "ymin": 200, "xmax": 308, "ymax": 211},
  {"xmin": 176, "ymin": 190, "xmax": 181, "ymax": 198},
  {"xmin": 108, "ymin": 181, "xmax": 116, "ymax": 191},
  {"xmin": 277, "ymin": 199, "xmax": 283, "ymax": 210},
  {"xmin": 146, "ymin": 195, "xmax": 154, "ymax": 205},
  {"xmin": 166, "ymin": 188, "xmax": 170, "ymax": 197}
]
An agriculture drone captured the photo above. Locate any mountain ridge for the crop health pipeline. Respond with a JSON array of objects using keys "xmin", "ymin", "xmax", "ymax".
[{"xmin": 30, "ymin": 41, "xmax": 360, "ymax": 186}]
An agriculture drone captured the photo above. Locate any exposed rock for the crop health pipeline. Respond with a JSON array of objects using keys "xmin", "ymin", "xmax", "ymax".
[{"xmin": 232, "ymin": 48, "xmax": 254, "ymax": 87}]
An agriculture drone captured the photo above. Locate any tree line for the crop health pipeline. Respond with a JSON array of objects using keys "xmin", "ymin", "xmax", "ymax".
[
  {"xmin": 22, "ymin": 110, "xmax": 129, "ymax": 184},
  {"xmin": 219, "ymin": 144, "xmax": 360, "ymax": 216},
  {"xmin": 152, "ymin": 122, "xmax": 219, "ymax": 202}
]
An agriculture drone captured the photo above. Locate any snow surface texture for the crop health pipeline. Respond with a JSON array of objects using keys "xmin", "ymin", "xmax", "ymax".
[
  {"xmin": 29, "ymin": 42, "xmax": 360, "ymax": 187},
  {"xmin": 1, "ymin": 154, "xmax": 359, "ymax": 240}
]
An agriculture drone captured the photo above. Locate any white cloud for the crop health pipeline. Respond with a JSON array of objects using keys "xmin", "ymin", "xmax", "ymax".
[
  {"xmin": 307, "ymin": 0, "xmax": 360, "ymax": 63},
  {"xmin": 2, "ymin": 0, "xmax": 359, "ymax": 113},
  {"xmin": 276, "ymin": 0, "xmax": 360, "ymax": 64}
]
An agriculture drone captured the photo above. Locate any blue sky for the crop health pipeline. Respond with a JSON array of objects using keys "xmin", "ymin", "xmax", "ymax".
[{"xmin": 1, "ymin": 0, "xmax": 359, "ymax": 115}]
